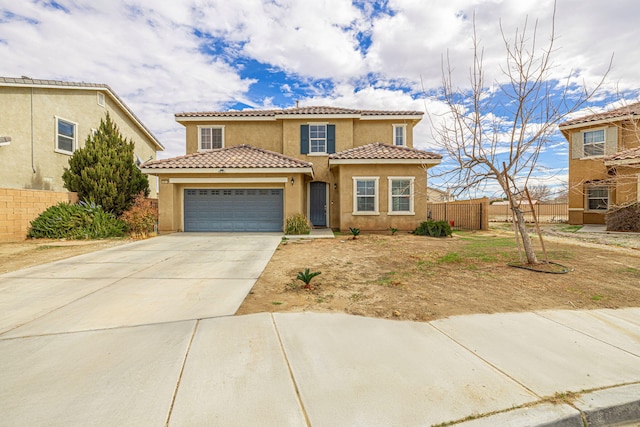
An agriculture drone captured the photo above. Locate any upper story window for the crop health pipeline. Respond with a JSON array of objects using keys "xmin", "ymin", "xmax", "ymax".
[
  {"xmin": 353, "ymin": 177, "xmax": 379, "ymax": 215},
  {"xmin": 583, "ymin": 129, "xmax": 605, "ymax": 157},
  {"xmin": 55, "ymin": 116, "xmax": 77, "ymax": 155},
  {"xmin": 300, "ymin": 124, "xmax": 335, "ymax": 155},
  {"xmin": 97, "ymin": 92, "xmax": 105, "ymax": 107},
  {"xmin": 310, "ymin": 124, "xmax": 327, "ymax": 153},
  {"xmin": 393, "ymin": 124, "xmax": 407, "ymax": 146},
  {"xmin": 198, "ymin": 126, "xmax": 224, "ymax": 151}
]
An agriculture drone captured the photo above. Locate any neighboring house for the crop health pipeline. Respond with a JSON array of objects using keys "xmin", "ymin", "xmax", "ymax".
[
  {"xmin": 0, "ymin": 77, "xmax": 164, "ymax": 196},
  {"xmin": 559, "ymin": 102, "xmax": 640, "ymax": 225},
  {"xmin": 141, "ymin": 106, "xmax": 442, "ymax": 232},
  {"xmin": 427, "ymin": 186, "xmax": 452, "ymax": 202}
]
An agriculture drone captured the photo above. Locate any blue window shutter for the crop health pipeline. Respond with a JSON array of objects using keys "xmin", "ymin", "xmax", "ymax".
[
  {"xmin": 327, "ymin": 124, "xmax": 335, "ymax": 154},
  {"xmin": 300, "ymin": 125, "xmax": 309, "ymax": 154}
]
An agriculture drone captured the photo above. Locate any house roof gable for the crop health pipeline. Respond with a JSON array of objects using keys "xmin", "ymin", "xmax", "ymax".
[
  {"xmin": 0, "ymin": 76, "xmax": 164, "ymax": 151},
  {"xmin": 141, "ymin": 144, "xmax": 313, "ymax": 170},
  {"xmin": 559, "ymin": 101, "xmax": 640, "ymax": 129}
]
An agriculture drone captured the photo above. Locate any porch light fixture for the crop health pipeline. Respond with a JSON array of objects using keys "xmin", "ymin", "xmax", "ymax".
[
  {"xmin": 290, "ymin": 177, "xmax": 295, "ymax": 185},
  {"xmin": 334, "ymin": 183, "xmax": 337, "ymax": 190}
]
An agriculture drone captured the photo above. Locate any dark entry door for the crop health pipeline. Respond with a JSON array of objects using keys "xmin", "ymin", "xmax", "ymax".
[{"xmin": 309, "ymin": 182, "xmax": 327, "ymax": 227}]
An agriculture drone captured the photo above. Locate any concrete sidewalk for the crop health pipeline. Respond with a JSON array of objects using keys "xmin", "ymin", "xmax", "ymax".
[{"xmin": 2, "ymin": 309, "xmax": 639, "ymax": 426}]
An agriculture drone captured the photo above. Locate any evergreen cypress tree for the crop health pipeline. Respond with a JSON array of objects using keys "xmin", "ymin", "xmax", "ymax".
[{"xmin": 62, "ymin": 113, "xmax": 149, "ymax": 216}]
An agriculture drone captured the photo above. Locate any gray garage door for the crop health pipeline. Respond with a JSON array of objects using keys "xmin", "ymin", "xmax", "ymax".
[{"xmin": 184, "ymin": 189, "xmax": 283, "ymax": 232}]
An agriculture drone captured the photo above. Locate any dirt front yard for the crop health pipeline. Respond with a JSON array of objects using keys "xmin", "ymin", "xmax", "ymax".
[
  {"xmin": 237, "ymin": 225, "xmax": 640, "ymax": 321},
  {"xmin": 0, "ymin": 238, "xmax": 131, "ymax": 274}
]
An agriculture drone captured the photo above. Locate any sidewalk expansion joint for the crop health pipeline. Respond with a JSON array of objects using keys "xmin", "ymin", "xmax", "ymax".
[
  {"xmin": 164, "ymin": 319, "xmax": 199, "ymax": 427},
  {"xmin": 270, "ymin": 313, "xmax": 312, "ymax": 427},
  {"xmin": 428, "ymin": 322, "xmax": 541, "ymax": 399},
  {"xmin": 533, "ymin": 311, "xmax": 640, "ymax": 360}
]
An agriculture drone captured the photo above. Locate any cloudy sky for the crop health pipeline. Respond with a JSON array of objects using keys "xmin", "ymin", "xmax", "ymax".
[{"xmin": 1, "ymin": 0, "xmax": 638, "ymax": 197}]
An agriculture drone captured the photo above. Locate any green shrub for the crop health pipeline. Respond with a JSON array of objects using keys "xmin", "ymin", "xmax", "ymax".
[
  {"xmin": 285, "ymin": 213, "xmax": 311, "ymax": 235},
  {"xmin": 28, "ymin": 201, "xmax": 126, "ymax": 239},
  {"xmin": 120, "ymin": 193, "xmax": 158, "ymax": 237},
  {"xmin": 62, "ymin": 113, "xmax": 149, "ymax": 216},
  {"xmin": 413, "ymin": 220, "xmax": 452, "ymax": 237}
]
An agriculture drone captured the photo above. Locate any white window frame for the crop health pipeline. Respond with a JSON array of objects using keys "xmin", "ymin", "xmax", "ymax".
[
  {"xmin": 353, "ymin": 176, "xmax": 379, "ymax": 215},
  {"xmin": 309, "ymin": 123, "xmax": 328, "ymax": 154},
  {"xmin": 198, "ymin": 125, "xmax": 225, "ymax": 151},
  {"xmin": 388, "ymin": 176, "xmax": 415, "ymax": 215},
  {"xmin": 97, "ymin": 92, "xmax": 105, "ymax": 107},
  {"xmin": 583, "ymin": 128, "xmax": 605, "ymax": 157},
  {"xmin": 55, "ymin": 116, "xmax": 77, "ymax": 155},
  {"xmin": 392, "ymin": 124, "xmax": 407, "ymax": 147},
  {"xmin": 585, "ymin": 185, "xmax": 609, "ymax": 212}
]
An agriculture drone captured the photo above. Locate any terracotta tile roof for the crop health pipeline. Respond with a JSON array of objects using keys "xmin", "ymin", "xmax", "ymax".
[
  {"xmin": 560, "ymin": 102, "xmax": 640, "ymax": 127},
  {"xmin": 604, "ymin": 146, "xmax": 640, "ymax": 164},
  {"xmin": 329, "ymin": 142, "xmax": 441, "ymax": 160},
  {"xmin": 141, "ymin": 144, "xmax": 313, "ymax": 169},
  {"xmin": 175, "ymin": 106, "xmax": 423, "ymax": 118},
  {"xmin": 0, "ymin": 76, "xmax": 163, "ymax": 150}
]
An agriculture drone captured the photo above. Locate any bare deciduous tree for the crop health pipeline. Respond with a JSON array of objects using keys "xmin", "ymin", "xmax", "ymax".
[{"xmin": 428, "ymin": 3, "xmax": 609, "ymax": 264}]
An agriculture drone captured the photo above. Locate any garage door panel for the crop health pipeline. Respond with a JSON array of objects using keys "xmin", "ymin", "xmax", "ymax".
[{"xmin": 184, "ymin": 189, "xmax": 283, "ymax": 232}]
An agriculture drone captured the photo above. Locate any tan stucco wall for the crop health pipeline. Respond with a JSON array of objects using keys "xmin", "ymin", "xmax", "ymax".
[
  {"xmin": 333, "ymin": 163, "xmax": 429, "ymax": 231},
  {"xmin": 353, "ymin": 119, "xmax": 417, "ymax": 148},
  {"xmin": 184, "ymin": 120, "xmax": 284, "ymax": 154},
  {"xmin": 0, "ymin": 86, "xmax": 159, "ymax": 196}
]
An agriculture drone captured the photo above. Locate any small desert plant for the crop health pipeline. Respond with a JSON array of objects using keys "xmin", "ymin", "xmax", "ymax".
[
  {"xmin": 349, "ymin": 227, "xmax": 360, "ymax": 239},
  {"xmin": 413, "ymin": 220, "xmax": 452, "ymax": 237},
  {"xmin": 389, "ymin": 227, "xmax": 398, "ymax": 235},
  {"xmin": 284, "ymin": 213, "xmax": 311, "ymax": 235},
  {"xmin": 296, "ymin": 268, "xmax": 322, "ymax": 289},
  {"xmin": 28, "ymin": 201, "xmax": 126, "ymax": 239},
  {"xmin": 120, "ymin": 193, "xmax": 158, "ymax": 238}
]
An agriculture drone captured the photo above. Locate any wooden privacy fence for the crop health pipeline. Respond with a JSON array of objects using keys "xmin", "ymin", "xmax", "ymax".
[
  {"xmin": 426, "ymin": 198, "xmax": 489, "ymax": 230},
  {"xmin": 488, "ymin": 203, "xmax": 568, "ymax": 223}
]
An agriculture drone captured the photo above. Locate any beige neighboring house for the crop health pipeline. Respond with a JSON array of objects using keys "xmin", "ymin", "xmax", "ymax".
[
  {"xmin": 427, "ymin": 187, "xmax": 452, "ymax": 202},
  {"xmin": 141, "ymin": 106, "xmax": 442, "ymax": 232},
  {"xmin": 0, "ymin": 77, "xmax": 164, "ymax": 196},
  {"xmin": 559, "ymin": 102, "xmax": 640, "ymax": 225}
]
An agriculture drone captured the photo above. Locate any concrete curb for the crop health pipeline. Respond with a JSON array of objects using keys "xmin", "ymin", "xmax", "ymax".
[{"xmin": 456, "ymin": 384, "xmax": 640, "ymax": 427}]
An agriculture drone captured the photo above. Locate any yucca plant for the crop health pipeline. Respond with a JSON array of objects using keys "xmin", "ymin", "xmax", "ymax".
[
  {"xmin": 349, "ymin": 227, "xmax": 360, "ymax": 239},
  {"xmin": 296, "ymin": 268, "xmax": 322, "ymax": 289}
]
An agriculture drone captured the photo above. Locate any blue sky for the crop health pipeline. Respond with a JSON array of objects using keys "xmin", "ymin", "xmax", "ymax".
[{"xmin": 1, "ymin": 0, "xmax": 639, "ymax": 198}]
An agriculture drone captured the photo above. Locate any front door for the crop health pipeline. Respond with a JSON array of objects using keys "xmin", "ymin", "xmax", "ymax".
[{"xmin": 309, "ymin": 182, "xmax": 327, "ymax": 227}]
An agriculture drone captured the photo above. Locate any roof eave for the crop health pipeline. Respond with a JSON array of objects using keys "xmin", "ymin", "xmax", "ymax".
[
  {"xmin": 328, "ymin": 158, "xmax": 441, "ymax": 166},
  {"xmin": 175, "ymin": 115, "xmax": 277, "ymax": 123},
  {"xmin": 559, "ymin": 114, "xmax": 635, "ymax": 130},
  {"xmin": 140, "ymin": 166, "xmax": 314, "ymax": 175}
]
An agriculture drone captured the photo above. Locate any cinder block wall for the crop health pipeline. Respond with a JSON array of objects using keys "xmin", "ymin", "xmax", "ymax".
[{"xmin": 0, "ymin": 188, "xmax": 78, "ymax": 241}]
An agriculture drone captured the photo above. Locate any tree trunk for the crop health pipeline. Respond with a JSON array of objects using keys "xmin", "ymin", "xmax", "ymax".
[{"xmin": 513, "ymin": 207, "xmax": 538, "ymax": 264}]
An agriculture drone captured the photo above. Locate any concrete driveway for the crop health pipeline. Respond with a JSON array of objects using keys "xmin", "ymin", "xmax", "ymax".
[{"xmin": 0, "ymin": 233, "xmax": 282, "ymax": 336}]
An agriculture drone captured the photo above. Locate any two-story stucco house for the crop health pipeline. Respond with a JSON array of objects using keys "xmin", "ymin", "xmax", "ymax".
[
  {"xmin": 0, "ymin": 77, "xmax": 164, "ymax": 196},
  {"xmin": 559, "ymin": 102, "xmax": 640, "ymax": 225},
  {"xmin": 141, "ymin": 106, "xmax": 442, "ymax": 232}
]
